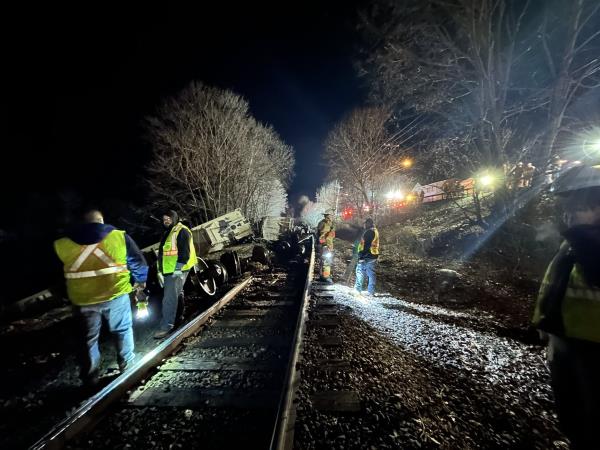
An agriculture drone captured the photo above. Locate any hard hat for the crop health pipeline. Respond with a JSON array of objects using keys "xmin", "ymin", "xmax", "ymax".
[
  {"xmin": 552, "ymin": 165, "xmax": 600, "ymax": 195},
  {"xmin": 323, "ymin": 209, "xmax": 334, "ymax": 216}
]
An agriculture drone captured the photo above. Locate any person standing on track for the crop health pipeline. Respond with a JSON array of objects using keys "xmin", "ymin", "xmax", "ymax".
[
  {"xmin": 54, "ymin": 209, "xmax": 148, "ymax": 387},
  {"xmin": 154, "ymin": 210, "xmax": 197, "ymax": 339},
  {"xmin": 316, "ymin": 210, "xmax": 336, "ymax": 282},
  {"xmin": 354, "ymin": 218, "xmax": 379, "ymax": 297}
]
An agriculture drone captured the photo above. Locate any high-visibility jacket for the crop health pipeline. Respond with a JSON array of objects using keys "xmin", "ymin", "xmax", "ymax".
[
  {"xmin": 54, "ymin": 230, "xmax": 132, "ymax": 306},
  {"xmin": 161, "ymin": 222, "xmax": 196, "ymax": 274},
  {"xmin": 534, "ymin": 243, "xmax": 600, "ymax": 342},
  {"xmin": 317, "ymin": 218, "xmax": 335, "ymax": 248},
  {"xmin": 358, "ymin": 227, "xmax": 379, "ymax": 257}
]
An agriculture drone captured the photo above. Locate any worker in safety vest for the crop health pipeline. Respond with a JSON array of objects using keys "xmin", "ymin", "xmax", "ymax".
[
  {"xmin": 154, "ymin": 210, "xmax": 197, "ymax": 338},
  {"xmin": 54, "ymin": 209, "xmax": 148, "ymax": 387},
  {"xmin": 316, "ymin": 210, "xmax": 336, "ymax": 282},
  {"xmin": 533, "ymin": 164, "xmax": 600, "ymax": 448},
  {"xmin": 354, "ymin": 217, "xmax": 379, "ymax": 296}
]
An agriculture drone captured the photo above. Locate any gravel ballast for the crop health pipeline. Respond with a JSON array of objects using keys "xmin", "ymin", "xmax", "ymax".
[{"xmin": 294, "ymin": 284, "xmax": 566, "ymax": 449}]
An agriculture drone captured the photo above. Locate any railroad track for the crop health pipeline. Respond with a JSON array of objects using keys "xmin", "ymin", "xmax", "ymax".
[{"xmin": 30, "ymin": 239, "xmax": 314, "ymax": 450}]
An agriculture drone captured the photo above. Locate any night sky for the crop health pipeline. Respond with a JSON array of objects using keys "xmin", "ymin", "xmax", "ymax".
[
  {"xmin": 7, "ymin": 2, "xmax": 366, "ymax": 209},
  {"xmin": 3, "ymin": 2, "xmax": 366, "ymax": 301}
]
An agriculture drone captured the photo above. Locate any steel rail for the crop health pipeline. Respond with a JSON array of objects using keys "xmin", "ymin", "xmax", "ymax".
[
  {"xmin": 30, "ymin": 276, "xmax": 253, "ymax": 450},
  {"xmin": 270, "ymin": 237, "xmax": 315, "ymax": 450}
]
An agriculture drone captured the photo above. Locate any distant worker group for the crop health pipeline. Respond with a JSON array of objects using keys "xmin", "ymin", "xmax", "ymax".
[{"xmin": 315, "ymin": 210, "xmax": 381, "ymax": 298}]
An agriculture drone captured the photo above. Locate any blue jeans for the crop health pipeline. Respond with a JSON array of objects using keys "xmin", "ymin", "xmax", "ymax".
[
  {"xmin": 354, "ymin": 258, "xmax": 377, "ymax": 295},
  {"xmin": 75, "ymin": 293, "xmax": 134, "ymax": 379},
  {"xmin": 159, "ymin": 271, "xmax": 188, "ymax": 331}
]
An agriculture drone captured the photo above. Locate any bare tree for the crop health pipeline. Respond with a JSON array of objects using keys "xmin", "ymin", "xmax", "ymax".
[
  {"xmin": 360, "ymin": 0, "xmax": 536, "ymax": 174},
  {"xmin": 324, "ymin": 106, "xmax": 413, "ymax": 215},
  {"xmin": 360, "ymin": 0, "xmax": 600, "ymax": 175},
  {"xmin": 299, "ymin": 181, "xmax": 341, "ymax": 227},
  {"xmin": 145, "ymin": 81, "xmax": 294, "ymax": 224},
  {"xmin": 248, "ymin": 179, "xmax": 288, "ymax": 221},
  {"xmin": 536, "ymin": 0, "xmax": 600, "ymax": 162},
  {"xmin": 315, "ymin": 180, "xmax": 341, "ymax": 214}
]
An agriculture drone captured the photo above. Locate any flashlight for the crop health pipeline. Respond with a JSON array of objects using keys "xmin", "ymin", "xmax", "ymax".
[
  {"xmin": 136, "ymin": 302, "xmax": 149, "ymax": 320},
  {"xmin": 135, "ymin": 288, "xmax": 150, "ymax": 320}
]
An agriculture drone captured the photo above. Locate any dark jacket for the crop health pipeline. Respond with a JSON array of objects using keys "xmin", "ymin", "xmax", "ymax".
[
  {"xmin": 65, "ymin": 223, "xmax": 148, "ymax": 283},
  {"xmin": 359, "ymin": 228, "xmax": 379, "ymax": 260}
]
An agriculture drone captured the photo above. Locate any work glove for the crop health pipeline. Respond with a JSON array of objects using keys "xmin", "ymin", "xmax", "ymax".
[{"xmin": 173, "ymin": 269, "xmax": 185, "ymax": 280}]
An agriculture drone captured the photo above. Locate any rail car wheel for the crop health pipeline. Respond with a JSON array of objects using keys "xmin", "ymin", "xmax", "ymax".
[
  {"xmin": 220, "ymin": 251, "xmax": 242, "ymax": 278},
  {"xmin": 208, "ymin": 261, "xmax": 228, "ymax": 287},
  {"xmin": 240, "ymin": 257, "xmax": 250, "ymax": 273},
  {"xmin": 251, "ymin": 245, "xmax": 272, "ymax": 266},
  {"xmin": 191, "ymin": 258, "xmax": 217, "ymax": 297}
]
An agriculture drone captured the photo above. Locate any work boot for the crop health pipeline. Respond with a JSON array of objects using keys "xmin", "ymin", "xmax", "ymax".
[
  {"xmin": 153, "ymin": 328, "xmax": 172, "ymax": 339},
  {"xmin": 81, "ymin": 370, "xmax": 100, "ymax": 389},
  {"xmin": 119, "ymin": 354, "xmax": 138, "ymax": 374}
]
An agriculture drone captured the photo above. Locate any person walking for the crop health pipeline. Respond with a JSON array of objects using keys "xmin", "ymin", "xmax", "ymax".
[{"xmin": 54, "ymin": 209, "xmax": 148, "ymax": 386}]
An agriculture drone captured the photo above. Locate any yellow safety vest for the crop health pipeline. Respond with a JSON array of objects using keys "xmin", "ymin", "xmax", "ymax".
[
  {"xmin": 161, "ymin": 223, "xmax": 196, "ymax": 274},
  {"xmin": 561, "ymin": 264, "xmax": 600, "ymax": 342},
  {"xmin": 358, "ymin": 228, "xmax": 379, "ymax": 256},
  {"xmin": 534, "ymin": 254, "xmax": 600, "ymax": 343},
  {"xmin": 54, "ymin": 230, "xmax": 132, "ymax": 306},
  {"xmin": 317, "ymin": 219, "xmax": 335, "ymax": 248}
]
